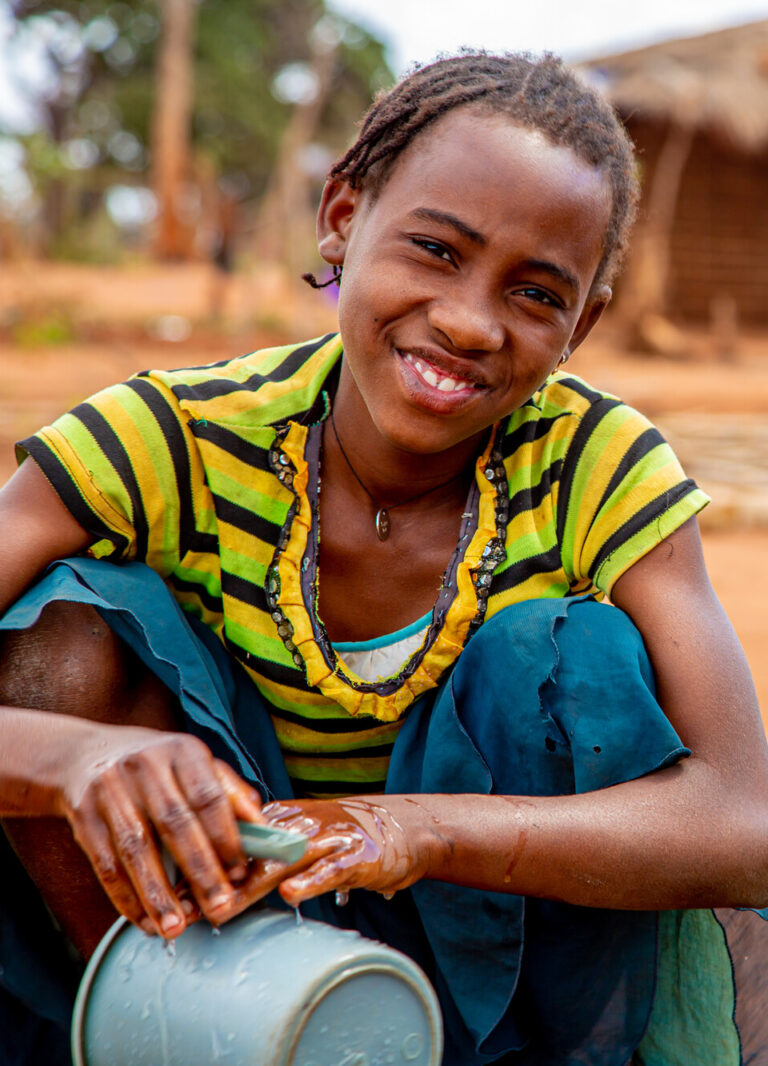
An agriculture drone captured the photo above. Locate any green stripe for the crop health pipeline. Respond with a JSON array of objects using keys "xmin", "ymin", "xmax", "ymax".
[
  {"xmin": 225, "ymin": 616, "xmax": 294, "ymax": 667},
  {"xmin": 208, "ymin": 468, "xmax": 291, "ymax": 528}
]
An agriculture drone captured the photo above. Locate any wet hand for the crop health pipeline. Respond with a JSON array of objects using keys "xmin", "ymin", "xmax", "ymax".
[
  {"xmin": 54, "ymin": 725, "xmax": 264, "ymax": 937},
  {"xmin": 217, "ymin": 797, "xmax": 435, "ymax": 913}
]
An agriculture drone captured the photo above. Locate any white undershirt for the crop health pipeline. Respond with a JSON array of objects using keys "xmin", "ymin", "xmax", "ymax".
[{"xmin": 332, "ymin": 613, "xmax": 431, "ymax": 682}]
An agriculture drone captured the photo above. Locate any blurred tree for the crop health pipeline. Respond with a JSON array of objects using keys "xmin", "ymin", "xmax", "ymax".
[
  {"xmin": 152, "ymin": 0, "xmax": 197, "ymax": 258},
  {"xmin": 4, "ymin": 0, "xmax": 392, "ymax": 260}
]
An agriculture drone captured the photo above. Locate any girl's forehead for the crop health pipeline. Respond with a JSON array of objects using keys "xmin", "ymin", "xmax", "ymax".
[
  {"xmin": 397, "ymin": 108, "xmax": 603, "ymax": 185},
  {"xmin": 371, "ymin": 109, "xmax": 612, "ymax": 229}
]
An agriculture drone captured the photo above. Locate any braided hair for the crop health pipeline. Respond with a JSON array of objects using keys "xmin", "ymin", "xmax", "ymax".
[{"xmin": 330, "ymin": 52, "xmax": 638, "ymax": 288}]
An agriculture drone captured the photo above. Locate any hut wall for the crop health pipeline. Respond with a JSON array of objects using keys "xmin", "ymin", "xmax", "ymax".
[{"xmin": 625, "ymin": 118, "xmax": 768, "ymax": 325}]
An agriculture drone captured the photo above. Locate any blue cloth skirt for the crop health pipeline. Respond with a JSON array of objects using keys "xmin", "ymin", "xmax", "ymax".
[{"xmin": 0, "ymin": 559, "xmax": 765, "ymax": 1065}]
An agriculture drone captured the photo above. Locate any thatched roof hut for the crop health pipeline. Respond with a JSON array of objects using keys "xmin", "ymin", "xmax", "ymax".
[{"xmin": 579, "ymin": 20, "xmax": 768, "ymax": 326}]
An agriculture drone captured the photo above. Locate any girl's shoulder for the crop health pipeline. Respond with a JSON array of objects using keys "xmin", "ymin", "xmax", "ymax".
[
  {"xmin": 499, "ymin": 369, "xmax": 655, "ymax": 456},
  {"xmin": 136, "ymin": 333, "xmax": 343, "ymax": 428}
]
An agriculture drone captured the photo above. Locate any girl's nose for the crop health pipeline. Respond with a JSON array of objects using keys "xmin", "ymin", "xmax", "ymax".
[{"xmin": 427, "ymin": 294, "xmax": 506, "ymax": 354}]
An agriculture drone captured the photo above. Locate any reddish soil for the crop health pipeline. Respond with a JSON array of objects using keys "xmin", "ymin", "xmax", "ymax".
[{"xmin": 1, "ymin": 261, "xmax": 766, "ymax": 721}]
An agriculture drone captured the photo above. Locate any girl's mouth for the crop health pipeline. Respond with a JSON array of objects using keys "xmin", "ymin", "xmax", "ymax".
[{"xmin": 399, "ymin": 350, "xmax": 484, "ymax": 395}]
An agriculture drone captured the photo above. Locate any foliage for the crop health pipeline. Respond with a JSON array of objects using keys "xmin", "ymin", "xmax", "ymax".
[{"xmin": 5, "ymin": 0, "xmax": 392, "ymax": 255}]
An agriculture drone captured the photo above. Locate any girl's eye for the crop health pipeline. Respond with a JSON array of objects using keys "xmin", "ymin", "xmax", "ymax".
[
  {"xmin": 411, "ymin": 237, "xmax": 454, "ymax": 263},
  {"xmin": 515, "ymin": 287, "xmax": 563, "ymax": 309}
]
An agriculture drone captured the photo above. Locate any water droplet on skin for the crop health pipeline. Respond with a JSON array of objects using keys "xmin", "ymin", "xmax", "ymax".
[
  {"xmin": 295, "ymin": 906, "xmax": 303, "ymax": 925},
  {"xmin": 210, "ymin": 925, "xmax": 221, "ymax": 937},
  {"xmin": 163, "ymin": 939, "xmax": 176, "ymax": 958},
  {"xmin": 381, "ymin": 891, "xmax": 395, "ymax": 901},
  {"xmin": 335, "ymin": 889, "xmax": 350, "ymax": 907}
]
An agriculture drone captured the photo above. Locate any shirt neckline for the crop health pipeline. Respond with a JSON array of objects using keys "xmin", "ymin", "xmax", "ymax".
[{"xmin": 263, "ymin": 402, "xmax": 510, "ymax": 722}]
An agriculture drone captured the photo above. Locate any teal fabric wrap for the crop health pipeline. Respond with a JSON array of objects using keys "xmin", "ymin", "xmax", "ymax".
[
  {"xmin": 0, "ymin": 558, "xmax": 757, "ymax": 1066},
  {"xmin": 387, "ymin": 594, "xmax": 689, "ymax": 1064}
]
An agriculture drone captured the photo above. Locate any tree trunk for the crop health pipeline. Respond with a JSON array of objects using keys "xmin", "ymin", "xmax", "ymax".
[
  {"xmin": 151, "ymin": 0, "xmax": 198, "ymax": 260},
  {"xmin": 255, "ymin": 37, "xmax": 338, "ymax": 277}
]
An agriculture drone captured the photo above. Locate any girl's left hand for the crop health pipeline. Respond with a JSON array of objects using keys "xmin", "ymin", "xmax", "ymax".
[
  {"xmin": 262, "ymin": 798, "xmax": 429, "ymax": 905},
  {"xmin": 181, "ymin": 796, "xmax": 436, "ymax": 920}
]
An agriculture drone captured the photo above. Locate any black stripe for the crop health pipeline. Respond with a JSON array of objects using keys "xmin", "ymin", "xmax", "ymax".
[
  {"xmin": 269, "ymin": 705, "xmax": 396, "ymax": 734},
  {"xmin": 506, "ymin": 458, "xmax": 563, "ymax": 523},
  {"xmin": 220, "ymin": 569, "xmax": 270, "ymax": 613},
  {"xmin": 73, "ymin": 403, "xmax": 150, "ymax": 561},
  {"xmin": 556, "ymin": 374, "xmax": 605, "ymax": 405},
  {"xmin": 589, "ymin": 480, "xmax": 698, "ymax": 578},
  {"xmin": 212, "ymin": 493, "xmax": 282, "ymax": 547},
  {"xmin": 19, "ymin": 437, "xmax": 129, "ymax": 555},
  {"xmin": 138, "ymin": 352, "xmax": 250, "ymax": 376},
  {"xmin": 124, "ymin": 378, "xmax": 198, "ymax": 560},
  {"xmin": 224, "ymin": 633, "xmax": 311, "ymax": 691},
  {"xmin": 168, "ymin": 572, "xmax": 223, "ymax": 615},
  {"xmin": 500, "ymin": 413, "xmax": 570, "ymax": 460},
  {"xmin": 169, "ymin": 336, "xmax": 337, "ymax": 404},
  {"xmin": 186, "ymin": 530, "xmax": 220, "ymax": 556},
  {"xmin": 291, "ymin": 777, "xmax": 388, "ymax": 796},
  {"xmin": 592, "ymin": 426, "xmax": 666, "ymax": 520},
  {"xmin": 490, "ymin": 545, "xmax": 564, "ymax": 595},
  {"xmin": 556, "ymin": 396, "xmax": 623, "ymax": 546},
  {"xmin": 189, "ymin": 420, "xmax": 274, "ymax": 473}
]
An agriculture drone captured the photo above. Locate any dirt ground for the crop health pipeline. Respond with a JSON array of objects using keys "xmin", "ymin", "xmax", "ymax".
[{"xmin": 1, "ymin": 261, "xmax": 766, "ymax": 722}]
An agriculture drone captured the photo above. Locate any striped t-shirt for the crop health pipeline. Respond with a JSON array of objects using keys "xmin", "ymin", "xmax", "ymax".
[{"xmin": 20, "ymin": 333, "xmax": 708, "ymax": 797}]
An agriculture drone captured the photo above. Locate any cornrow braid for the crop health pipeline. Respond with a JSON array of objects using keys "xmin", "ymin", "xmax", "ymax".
[{"xmin": 329, "ymin": 52, "xmax": 639, "ymax": 288}]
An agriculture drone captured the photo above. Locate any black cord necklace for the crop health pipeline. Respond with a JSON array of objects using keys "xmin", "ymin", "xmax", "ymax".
[{"xmin": 329, "ymin": 411, "xmax": 469, "ymax": 541}]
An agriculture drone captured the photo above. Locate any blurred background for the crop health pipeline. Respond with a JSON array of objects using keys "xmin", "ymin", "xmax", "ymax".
[{"xmin": 0, "ymin": 0, "xmax": 766, "ymax": 715}]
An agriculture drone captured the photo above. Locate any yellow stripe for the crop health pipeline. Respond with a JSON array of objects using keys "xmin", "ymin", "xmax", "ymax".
[{"xmin": 283, "ymin": 755, "xmax": 391, "ymax": 783}]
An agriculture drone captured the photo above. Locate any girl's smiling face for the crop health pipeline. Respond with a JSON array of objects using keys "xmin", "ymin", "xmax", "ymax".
[{"xmin": 318, "ymin": 109, "xmax": 614, "ymax": 459}]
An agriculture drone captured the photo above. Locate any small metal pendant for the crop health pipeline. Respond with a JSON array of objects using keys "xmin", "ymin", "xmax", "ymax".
[{"xmin": 375, "ymin": 507, "xmax": 391, "ymax": 541}]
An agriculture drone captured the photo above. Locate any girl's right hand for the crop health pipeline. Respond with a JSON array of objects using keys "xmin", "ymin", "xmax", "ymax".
[{"xmin": 54, "ymin": 724, "xmax": 264, "ymax": 937}]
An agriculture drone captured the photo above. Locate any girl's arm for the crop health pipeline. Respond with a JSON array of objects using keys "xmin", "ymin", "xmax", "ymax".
[{"xmin": 232, "ymin": 517, "xmax": 768, "ymax": 913}]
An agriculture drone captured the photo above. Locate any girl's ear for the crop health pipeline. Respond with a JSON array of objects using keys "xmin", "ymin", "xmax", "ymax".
[
  {"xmin": 567, "ymin": 285, "xmax": 612, "ymax": 355},
  {"xmin": 316, "ymin": 180, "xmax": 360, "ymax": 266}
]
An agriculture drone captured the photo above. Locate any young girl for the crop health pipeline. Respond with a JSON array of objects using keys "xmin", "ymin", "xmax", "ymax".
[{"xmin": 1, "ymin": 53, "xmax": 766, "ymax": 1066}]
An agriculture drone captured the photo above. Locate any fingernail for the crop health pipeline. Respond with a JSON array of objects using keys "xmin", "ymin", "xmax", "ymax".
[
  {"xmin": 230, "ymin": 864, "xmax": 248, "ymax": 883},
  {"xmin": 160, "ymin": 913, "xmax": 183, "ymax": 935},
  {"xmin": 180, "ymin": 898, "xmax": 195, "ymax": 916},
  {"xmin": 209, "ymin": 892, "xmax": 232, "ymax": 912}
]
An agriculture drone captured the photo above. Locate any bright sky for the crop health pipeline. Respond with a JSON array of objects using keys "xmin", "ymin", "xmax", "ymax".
[{"xmin": 328, "ymin": 0, "xmax": 768, "ymax": 71}]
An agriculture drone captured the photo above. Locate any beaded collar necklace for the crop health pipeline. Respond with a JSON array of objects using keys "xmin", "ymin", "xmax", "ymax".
[{"xmin": 329, "ymin": 411, "xmax": 469, "ymax": 541}]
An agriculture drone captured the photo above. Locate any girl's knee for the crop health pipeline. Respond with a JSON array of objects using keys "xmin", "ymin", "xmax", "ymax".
[{"xmin": 0, "ymin": 601, "xmax": 178, "ymax": 728}]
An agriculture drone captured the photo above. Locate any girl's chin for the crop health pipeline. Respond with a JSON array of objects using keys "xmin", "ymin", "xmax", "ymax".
[{"xmin": 371, "ymin": 410, "xmax": 489, "ymax": 460}]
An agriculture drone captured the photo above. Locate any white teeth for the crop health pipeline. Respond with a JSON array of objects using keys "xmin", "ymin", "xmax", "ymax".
[
  {"xmin": 402, "ymin": 351, "xmax": 470, "ymax": 392},
  {"xmin": 423, "ymin": 368, "xmax": 439, "ymax": 387}
]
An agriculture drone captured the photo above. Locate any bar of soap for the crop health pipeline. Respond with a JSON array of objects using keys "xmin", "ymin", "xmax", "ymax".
[{"xmin": 237, "ymin": 821, "xmax": 307, "ymax": 864}]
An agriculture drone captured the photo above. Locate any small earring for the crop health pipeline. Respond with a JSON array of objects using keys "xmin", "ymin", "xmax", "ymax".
[
  {"xmin": 301, "ymin": 264, "xmax": 342, "ymax": 289},
  {"xmin": 559, "ymin": 348, "xmax": 571, "ymax": 366}
]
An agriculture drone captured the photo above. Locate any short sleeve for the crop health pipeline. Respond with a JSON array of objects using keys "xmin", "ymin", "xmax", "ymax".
[
  {"xmin": 17, "ymin": 374, "xmax": 205, "ymax": 578},
  {"xmin": 555, "ymin": 390, "xmax": 709, "ymax": 594}
]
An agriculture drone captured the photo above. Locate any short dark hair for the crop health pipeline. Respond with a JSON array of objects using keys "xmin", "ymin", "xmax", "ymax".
[{"xmin": 330, "ymin": 52, "xmax": 639, "ymax": 288}]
